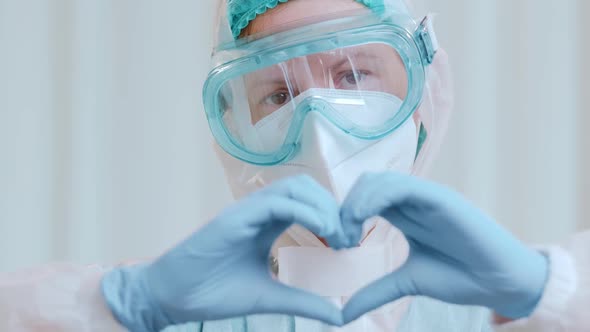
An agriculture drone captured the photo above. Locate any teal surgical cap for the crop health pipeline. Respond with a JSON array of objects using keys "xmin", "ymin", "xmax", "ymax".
[{"xmin": 227, "ymin": 0, "xmax": 387, "ymax": 38}]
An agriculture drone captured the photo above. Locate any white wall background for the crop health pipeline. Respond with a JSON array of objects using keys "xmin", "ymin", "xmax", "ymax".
[{"xmin": 0, "ymin": 0, "xmax": 588, "ymax": 273}]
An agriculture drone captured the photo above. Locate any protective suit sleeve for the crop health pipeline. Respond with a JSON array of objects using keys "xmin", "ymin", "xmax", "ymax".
[
  {"xmin": 0, "ymin": 263, "xmax": 128, "ymax": 332},
  {"xmin": 494, "ymin": 230, "xmax": 590, "ymax": 332}
]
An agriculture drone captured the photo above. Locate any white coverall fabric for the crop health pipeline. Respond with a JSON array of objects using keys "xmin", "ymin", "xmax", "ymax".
[{"xmin": 0, "ymin": 264, "xmax": 125, "ymax": 331}]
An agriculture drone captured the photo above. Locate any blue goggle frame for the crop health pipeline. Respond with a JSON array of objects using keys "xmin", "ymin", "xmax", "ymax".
[{"xmin": 203, "ymin": 12, "xmax": 437, "ymax": 166}]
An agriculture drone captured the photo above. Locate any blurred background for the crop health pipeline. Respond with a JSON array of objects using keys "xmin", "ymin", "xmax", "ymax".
[{"xmin": 0, "ymin": 0, "xmax": 588, "ymax": 273}]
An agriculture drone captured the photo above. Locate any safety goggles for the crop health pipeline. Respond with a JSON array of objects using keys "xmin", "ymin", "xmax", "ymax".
[{"xmin": 203, "ymin": 10, "xmax": 438, "ymax": 166}]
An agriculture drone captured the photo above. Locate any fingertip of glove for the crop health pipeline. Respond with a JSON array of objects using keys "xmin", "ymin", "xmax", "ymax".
[{"xmin": 321, "ymin": 309, "xmax": 345, "ymax": 327}]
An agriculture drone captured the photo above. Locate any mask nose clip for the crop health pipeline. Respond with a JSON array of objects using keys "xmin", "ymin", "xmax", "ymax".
[
  {"xmin": 287, "ymin": 96, "xmax": 344, "ymax": 166},
  {"xmin": 297, "ymin": 96, "xmax": 331, "ymax": 116},
  {"xmin": 294, "ymin": 93, "xmax": 354, "ymax": 131}
]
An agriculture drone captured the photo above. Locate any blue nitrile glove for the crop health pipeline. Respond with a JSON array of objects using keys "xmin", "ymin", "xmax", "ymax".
[
  {"xmin": 101, "ymin": 175, "xmax": 348, "ymax": 332},
  {"xmin": 341, "ymin": 172, "xmax": 549, "ymax": 324}
]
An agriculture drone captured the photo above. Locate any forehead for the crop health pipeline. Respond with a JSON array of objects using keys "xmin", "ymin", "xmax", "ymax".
[{"xmin": 246, "ymin": 0, "xmax": 370, "ymax": 35}]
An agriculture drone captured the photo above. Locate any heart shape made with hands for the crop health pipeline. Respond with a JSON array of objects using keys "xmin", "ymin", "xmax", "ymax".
[
  {"xmin": 120, "ymin": 171, "xmax": 546, "ymax": 331},
  {"xmin": 271, "ymin": 174, "xmax": 415, "ymax": 327}
]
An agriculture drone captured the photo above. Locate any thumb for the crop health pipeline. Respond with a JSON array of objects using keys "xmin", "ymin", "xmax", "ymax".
[
  {"xmin": 257, "ymin": 282, "xmax": 344, "ymax": 326},
  {"xmin": 342, "ymin": 267, "xmax": 414, "ymax": 324}
]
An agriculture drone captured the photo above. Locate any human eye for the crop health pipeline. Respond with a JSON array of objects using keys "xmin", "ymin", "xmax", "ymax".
[
  {"xmin": 336, "ymin": 70, "xmax": 370, "ymax": 89},
  {"xmin": 250, "ymin": 88, "xmax": 293, "ymax": 123},
  {"xmin": 262, "ymin": 89, "xmax": 292, "ymax": 107}
]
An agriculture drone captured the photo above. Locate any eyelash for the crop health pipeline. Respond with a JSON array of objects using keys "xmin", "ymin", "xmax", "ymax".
[
  {"xmin": 262, "ymin": 89, "xmax": 291, "ymax": 106},
  {"xmin": 337, "ymin": 70, "xmax": 370, "ymax": 86}
]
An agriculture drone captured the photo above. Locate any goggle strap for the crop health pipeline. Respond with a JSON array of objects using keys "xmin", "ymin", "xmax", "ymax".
[{"xmin": 416, "ymin": 14, "xmax": 439, "ymax": 65}]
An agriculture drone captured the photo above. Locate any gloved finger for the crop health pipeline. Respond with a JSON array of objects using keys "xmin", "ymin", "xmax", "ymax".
[
  {"xmin": 264, "ymin": 175, "xmax": 348, "ymax": 249},
  {"xmin": 256, "ymin": 281, "xmax": 344, "ymax": 326},
  {"xmin": 342, "ymin": 266, "xmax": 415, "ymax": 324},
  {"xmin": 352, "ymin": 173, "xmax": 517, "ymax": 255},
  {"xmin": 341, "ymin": 172, "xmax": 448, "ymax": 244},
  {"xmin": 245, "ymin": 195, "xmax": 339, "ymax": 246},
  {"xmin": 340, "ymin": 172, "xmax": 417, "ymax": 244}
]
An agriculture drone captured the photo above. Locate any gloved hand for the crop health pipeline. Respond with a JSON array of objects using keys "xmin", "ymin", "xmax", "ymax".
[
  {"xmin": 341, "ymin": 172, "xmax": 549, "ymax": 324},
  {"xmin": 101, "ymin": 175, "xmax": 348, "ymax": 332}
]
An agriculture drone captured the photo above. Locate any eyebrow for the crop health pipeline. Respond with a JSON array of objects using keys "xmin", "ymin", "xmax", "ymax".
[
  {"xmin": 245, "ymin": 70, "xmax": 288, "ymax": 87},
  {"xmin": 329, "ymin": 52, "xmax": 380, "ymax": 71},
  {"xmin": 252, "ymin": 77, "xmax": 288, "ymax": 87}
]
